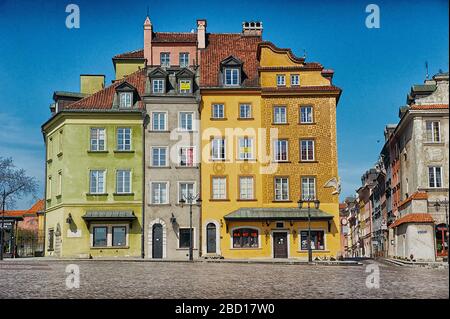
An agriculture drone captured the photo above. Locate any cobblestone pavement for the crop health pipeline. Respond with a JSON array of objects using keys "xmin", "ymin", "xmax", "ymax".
[{"xmin": 0, "ymin": 259, "xmax": 448, "ymax": 299}]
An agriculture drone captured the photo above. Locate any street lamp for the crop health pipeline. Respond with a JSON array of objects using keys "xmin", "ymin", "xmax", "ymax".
[
  {"xmin": 298, "ymin": 196, "xmax": 320, "ymax": 263},
  {"xmin": 179, "ymin": 193, "xmax": 201, "ymax": 262},
  {"xmin": 1, "ymin": 190, "xmax": 7, "ymax": 261},
  {"xmin": 434, "ymin": 198, "xmax": 449, "ymax": 265}
]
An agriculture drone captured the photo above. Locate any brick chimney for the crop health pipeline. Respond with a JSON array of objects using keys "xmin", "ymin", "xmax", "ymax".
[
  {"xmin": 144, "ymin": 16, "xmax": 153, "ymax": 65},
  {"xmin": 197, "ymin": 19, "xmax": 207, "ymax": 49},
  {"xmin": 242, "ymin": 21, "xmax": 263, "ymax": 36}
]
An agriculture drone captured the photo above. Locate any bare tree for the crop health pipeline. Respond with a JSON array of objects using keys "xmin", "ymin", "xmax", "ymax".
[{"xmin": 0, "ymin": 157, "xmax": 38, "ymax": 260}]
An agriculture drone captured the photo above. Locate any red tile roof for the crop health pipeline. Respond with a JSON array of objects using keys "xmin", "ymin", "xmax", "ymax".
[
  {"xmin": 3, "ymin": 210, "xmax": 27, "ymax": 217},
  {"xmin": 153, "ymin": 32, "xmax": 197, "ymax": 43},
  {"xmin": 64, "ymin": 68, "xmax": 147, "ymax": 110},
  {"xmin": 398, "ymin": 191, "xmax": 428, "ymax": 210},
  {"xmin": 113, "ymin": 49, "xmax": 144, "ymax": 59},
  {"xmin": 26, "ymin": 199, "xmax": 44, "ymax": 214},
  {"xmin": 389, "ymin": 213, "xmax": 434, "ymax": 228},
  {"xmin": 200, "ymin": 34, "xmax": 262, "ymax": 88},
  {"xmin": 410, "ymin": 104, "xmax": 449, "ymax": 110}
]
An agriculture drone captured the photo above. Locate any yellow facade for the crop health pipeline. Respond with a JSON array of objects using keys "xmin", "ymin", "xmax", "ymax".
[
  {"xmin": 201, "ymin": 45, "xmax": 341, "ymax": 260},
  {"xmin": 114, "ymin": 60, "xmax": 145, "ymax": 80},
  {"xmin": 80, "ymin": 75, "xmax": 105, "ymax": 95}
]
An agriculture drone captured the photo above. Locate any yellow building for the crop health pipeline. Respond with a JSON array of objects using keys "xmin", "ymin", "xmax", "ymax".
[{"xmin": 200, "ymin": 24, "xmax": 342, "ymax": 260}]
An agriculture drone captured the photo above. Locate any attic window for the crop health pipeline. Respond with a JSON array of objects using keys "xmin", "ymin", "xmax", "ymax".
[
  {"xmin": 224, "ymin": 68, "xmax": 240, "ymax": 86},
  {"xmin": 119, "ymin": 92, "xmax": 132, "ymax": 108}
]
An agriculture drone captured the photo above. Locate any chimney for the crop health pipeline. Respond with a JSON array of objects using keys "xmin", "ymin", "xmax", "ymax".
[
  {"xmin": 242, "ymin": 21, "xmax": 263, "ymax": 36},
  {"xmin": 80, "ymin": 74, "xmax": 105, "ymax": 95},
  {"xmin": 197, "ymin": 19, "xmax": 207, "ymax": 49},
  {"xmin": 144, "ymin": 16, "xmax": 153, "ymax": 65}
]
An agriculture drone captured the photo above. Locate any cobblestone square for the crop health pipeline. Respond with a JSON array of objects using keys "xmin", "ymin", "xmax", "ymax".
[{"xmin": 0, "ymin": 260, "xmax": 448, "ymax": 299}]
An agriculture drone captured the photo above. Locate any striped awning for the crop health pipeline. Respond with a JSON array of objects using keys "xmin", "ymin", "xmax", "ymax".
[{"xmin": 82, "ymin": 211, "xmax": 136, "ymax": 221}]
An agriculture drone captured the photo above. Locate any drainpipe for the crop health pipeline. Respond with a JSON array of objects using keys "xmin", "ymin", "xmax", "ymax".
[
  {"xmin": 42, "ymin": 127, "xmax": 48, "ymax": 256},
  {"xmin": 141, "ymin": 110, "xmax": 147, "ymax": 259}
]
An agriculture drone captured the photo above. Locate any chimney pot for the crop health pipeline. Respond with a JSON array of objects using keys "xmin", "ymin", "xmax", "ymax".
[
  {"xmin": 197, "ymin": 19, "xmax": 207, "ymax": 49},
  {"xmin": 242, "ymin": 21, "xmax": 263, "ymax": 36}
]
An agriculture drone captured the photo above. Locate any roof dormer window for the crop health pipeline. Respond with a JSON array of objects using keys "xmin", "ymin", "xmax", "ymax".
[
  {"xmin": 224, "ymin": 68, "xmax": 240, "ymax": 86},
  {"xmin": 119, "ymin": 92, "xmax": 132, "ymax": 108},
  {"xmin": 220, "ymin": 56, "xmax": 243, "ymax": 87},
  {"xmin": 152, "ymin": 79, "xmax": 165, "ymax": 94}
]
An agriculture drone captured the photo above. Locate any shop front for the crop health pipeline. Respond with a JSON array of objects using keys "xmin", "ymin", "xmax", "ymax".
[{"xmin": 0, "ymin": 216, "xmax": 23, "ymax": 258}]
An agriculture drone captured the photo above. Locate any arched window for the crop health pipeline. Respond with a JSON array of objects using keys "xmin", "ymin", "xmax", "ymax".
[{"xmin": 233, "ymin": 228, "xmax": 259, "ymax": 248}]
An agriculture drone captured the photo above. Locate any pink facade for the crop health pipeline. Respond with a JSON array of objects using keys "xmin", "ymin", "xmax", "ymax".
[{"xmin": 151, "ymin": 45, "xmax": 198, "ymax": 67}]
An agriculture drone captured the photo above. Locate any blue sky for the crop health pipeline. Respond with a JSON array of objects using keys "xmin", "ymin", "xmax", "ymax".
[{"xmin": 0, "ymin": 0, "xmax": 448, "ymax": 209}]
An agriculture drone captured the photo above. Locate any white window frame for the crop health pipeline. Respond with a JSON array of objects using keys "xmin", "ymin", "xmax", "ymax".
[
  {"xmin": 301, "ymin": 176, "xmax": 316, "ymax": 200},
  {"xmin": 238, "ymin": 137, "xmax": 254, "ymax": 160},
  {"xmin": 160, "ymin": 52, "xmax": 170, "ymax": 67},
  {"xmin": 428, "ymin": 166, "xmax": 443, "ymax": 188},
  {"xmin": 179, "ymin": 79, "xmax": 192, "ymax": 94},
  {"xmin": 117, "ymin": 127, "xmax": 132, "ymax": 151},
  {"xmin": 300, "ymin": 139, "xmax": 315, "ymax": 161},
  {"xmin": 239, "ymin": 104, "xmax": 252, "ymax": 119},
  {"xmin": 426, "ymin": 121, "xmax": 441, "ymax": 143},
  {"xmin": 300, "ymin": 106, "xmax": 313, "ymax": 123},
  {"xmin": 151, "ymin": 181, "xmax": 169, "ymax": 204},
  {"xmin": 212, "ymin": 104, "xmax": 225, "ymax": 119},
  {"xmin": 90, "ymin": 127, "xmax": 106, "ymax": 151},
  {"xmin": 179, "ymin": 52, "xmax": 189, "ymax": 67},
  {"xmin": 291, "ymin": 74, "xmax": 300, "ymax": 86},
  {"xmin": 116, "ymin": 169, "xmax": 132, "ymax": 194},
  {"xmin": 152, "ymin": 79, "xmax": 165, "ymax": 93},
  {"xmin": 274, "ymin": 139, "xmax": 289, "ymax": 162},
  {"xmin": 211, "ymin": 138, "xmax": 226, "ymax": 161},
  {"xmin": 224, "ymin": 68, "xmax": 240, "ymax": 86},
  {"xmin": 119, "ymin": 92, "xmax": 132, "ymax": 108},
  {"xmin": 57, "ymin": 170, "xmax": 62, "ymax": 196},
  {"xmin": 151, "ymin": 111, "xmax": 168, "ymax": 131},
  {"xmin": 151, "ymin": 146, "xmax": 168, "ymax": 167},
  {"xmin": 179, "ymin": 112, "xmax": 194, "ymax": 131},
  {"xmin": 239, "ymin": 176, "xmax": 254, "ymax": 200},
  {"xmin": 276, "ymin": 74, "xmax": 286, "ymax": 86},
  {"xmin": 273, "ymin": 106, "xmax": 287, "ymax": 124},
  {"xmin": 89, "ymin": 170, "xmax": 106, "ymax": 194},
  {"xmin": 178, "ymin": 181, "xmax": 196, "ymax": 203},
  {"xmin": 274, "ymin": 177, "xmax": 289, "ymax": 201},
  {"xmin": 212, "ymin": 177, "xmax": 227, "ymax": 200},
  {"xmin": 47, "ymin": 175, "xmax": 52, "ymax": 200},
  {"xmin": 179, "ymin": 146, "xmax": 196, "ymax": 167}
]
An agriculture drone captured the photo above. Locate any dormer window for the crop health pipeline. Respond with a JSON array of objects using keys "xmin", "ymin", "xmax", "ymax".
[
  {"xmin": 152, "ymin": 79, "xmax": 165, "ymax": 93},
  {"xmin": 160, "ymin": 52, "xmax": 170, "ymax": 67},
  {"xmin": 179, "ymin": 79, "xmax": 192, "ymax": 94},
  {"xmin": 225, "ymin": 68, "xmax": 240, "ymax": 86},
  {"xmin": 119, "ymin": 92, "xmax": 132, "ymax": 108}
]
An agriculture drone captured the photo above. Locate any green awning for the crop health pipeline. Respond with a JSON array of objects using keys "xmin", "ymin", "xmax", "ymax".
[
  {"xmin": 224, "ymin": 208, "xmax": 334, "ymax": 221},
  {"xmin": 82, "ymin": 211, "xmax": 136, "ymax": 221}
]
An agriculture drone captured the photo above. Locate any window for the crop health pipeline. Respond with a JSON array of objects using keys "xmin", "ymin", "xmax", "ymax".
[
  {"xmin": 112, "ymin": 226, "xmax": 126, "ymax": 247},
  {"xmin": 119, "ymin": 92, "xmax": 132, "ymax": 108},
  {"xmin": 179, "ymin": 52, "xmax": 189, "ymax": 67},
  {"xmin": 212, "ymin": 177, "xmax": 227, "ymax": 199},
  {"xmin": 47, "ymin": 229, "xmax": 54, "ymax": 250},
  {"xmin": 239, "ymin": 176, "xmax": 254, "ymax": 200},
  {"xmin": 152, "ymin": 79, "xmax": 165, "ymax": 93},
  {"xmin": 301, "ymin": 177, "xmax": 316, "ymax": 200},
  {"xmin": 224, "ymin": 68, "xmax": 239, "ymax": 86},
  {"xmin": 179, "ymin": 182, "xmax": 195, "ymax": 203},
  {"xmin": 238, "ymin": 137, "xmax": 254, "ymax": 160},
  {"xmin": 426, "ymin": 121, "xmax": 441, "ymax": 142},
  {"xmin": 93, "ymin": 226, "xmax": 108, "ymax": 247},
  {"xmin": 300, "ymin": 106, "xmax": 313, "ymax": 123},
  {"xmin": 273, "ymin": 106, "xmax": 287, "ymax": 124},
  {"xmin": 239, "ymin": 104, "xmax": 252, "ymax": 119},
  {"xmin": 58, "ymin": 130, "xmax": 63, "ymax": 154},
  {"xmin": 429, "ymin": 167, "xmax": 442, "ymax": 188},
  {"xmin": 233, "ymin": 228, "xmax": 258, "ymax": 248},
  {"xmin": 90, "ymin": 170, "xmax": 106, "ymax": 194},
  {"xmin": 212, "ymin": 104, "xmax": 225, "ymax": 119},
  {"xmin": 48, "ymin": 137, "xmax": 53, "ymax": 159},
  {"xmin": 152, "ymin": 112, "xmax": 167, "ymax": 131},
  {"xmin": 300, "ymin": 140, "xmax": 315, "ymax": 161},
  {"xmin": 274, "ymin": 139, "xmax": 288, "ymax": 161},
  {"xmin": 276, "ymin": 74, "xmax": 286, "ymax": 86},
  {"xmin": 291, "ymin": 74, "xmax": 300, "ymax": 86},
  {"xmin": 179, "ymin": 228, "xmax": 193, "ymax": 248},
  {"xmin": 116, "ymin": 170, "xmax": 131, "ymax": 194},
  {"xmin": 179, "ymin": 112, "xmax": 194, "ymax": 131},
  {"xmin": 300, "ymin": 230, "xmax": 325, "ymax": 250},
  {"xmin": 90, "ymin": 128, "xmax": 106, "ymax": 151},
  {"xmin": 211, "ymin": 138, "xmax": 226, "ymax": 160},
  {"xmin": 151, "ymin": 182, "xmax": 168, "ymax": 204},
  {"xmin": 47, "ymin": 176, "xmax": 52, "ymax": 200},
  {"xmin": 179, "ymin": 79, "xmax": 191, "ymax": 94},
  {"xmin": 179, "ymin": 147, "xmax": 194, "ymax": 167},
  {"xmin": 152, "ymin": 147, "xmax": 167, "ymax": 167},
  {"xmin": 57, "ymin": 170, "xmax": 62, "ymax": 196},
  {"xmin": 274, "ymin": 177, "xmax": 289, "ymax": 201},
  {"xmin": 160, "ymin": 52, "xmax": 170, "ymax": 67},
  {"xmin": 117, "ymin": 128, "xmax": 131, "ymax": 151}
]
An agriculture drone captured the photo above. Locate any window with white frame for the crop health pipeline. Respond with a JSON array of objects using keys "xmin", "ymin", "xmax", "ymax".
[
  {"xmin": 47, "ymin": 175, "xmax": 52, "ymax": 199},
  {"xmin": 301, "ymin": 177, "xmax": 316, "ymax": 200},
  {"xmin": 152, "ymin": 112, "xmax": 167, "ymax": 131},
  {"xmin": 179, "ymin": 146, "xmax": 195, "ymax": 167},
  {"xmin": 152, "ymin": 147, "xmax": 167, "ymax": 167},
  {"xmin": 212, "ymin": 104, "xmax": 225, "ymax": 119},
  {"xmin": 238, "ymin": 137, "xmax": 254, "ymax": 160},
  {"xmin": 90, "ymin": 128, "xmax": 106, "ymax": 151},
  {"xmin": 429, "ymin": 166, "xmax": 442, "ymax": 188},
  {"xmin": 291, "ymin": 74, "xmax": 300, "ymax": 86},
  {"xmin": 274, "ymin": 139, "xmax": 288, "ymax": 161},
  {"xmin": 179, "ymin": 79, "xmax": 192, "ymax": 94},
  {"xmin": 179, "ymin": 52, "xmax": 189, "ymax": 67},
  {"xmin": 151, "ymin": 182, "xmax": 168, "ymax": 204},
  {"xmin": 274, "ymin": 177, "xmax": 289, "ymax": 201},
  {"xmin": 239, "ymin": 176, "xmax": 254, "ymax": 200},
  {"xmin": 119, "ymin": 92, "xmax": 132, "ymax": 108},
  {"xmin": 57, "ymin": 170, "xmax": 62, "ymax": 196},
  {"xmin": 273, "ymin": 106, "xmax": 287, "ymax": 124},
  {"xmin": 300, "ymin": 106, "xmax": 313, "ymax": 123},
  {"xmin": 211, "ymin": 138, "xmax": 226, "ymax": 160},
  {"xmin": 212, "ymin": 177, "xmax": 227, "ymax": 199},
  {"xmin": 179, "ymin": 182, "xmax": 195, "ymax": 203},
  {"xmin": 89, "ymin": 170, "xmax": 106, "ymax": 194},
  {"xmin": 239, "ymin": 104, "xmax": 252, "ymax": 119},
  {"xmin": 152, "ymin": 79, "xmax": 165, "ymax": 93},
  {"xmin": 224, "ymin": 68, "xmax": 239, "ymax": 86},
  {"xmin": 117, "ymin": 128, "xmax": 131, "ymax": 151},
  {"xmin": 116, "ymin": 170, "xmax": 131, "ymax": 194},
  {"xmin": 276, "ymin": 74, "xmax": 286, "ymax": 86},
  {"xmin": 426, "ymin": 121, "xmax": 441, "ymax": 142},
  {"xmin": 300, "ymin": 140, "xmax": 315, "ymax": 161},
  {"xmin": 160, "ymin": 52, "xmax": 170, "ymax": 67},
  {"xmin": 179, "ymin": 112, "xmax": 194, "ymax": 131}
]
